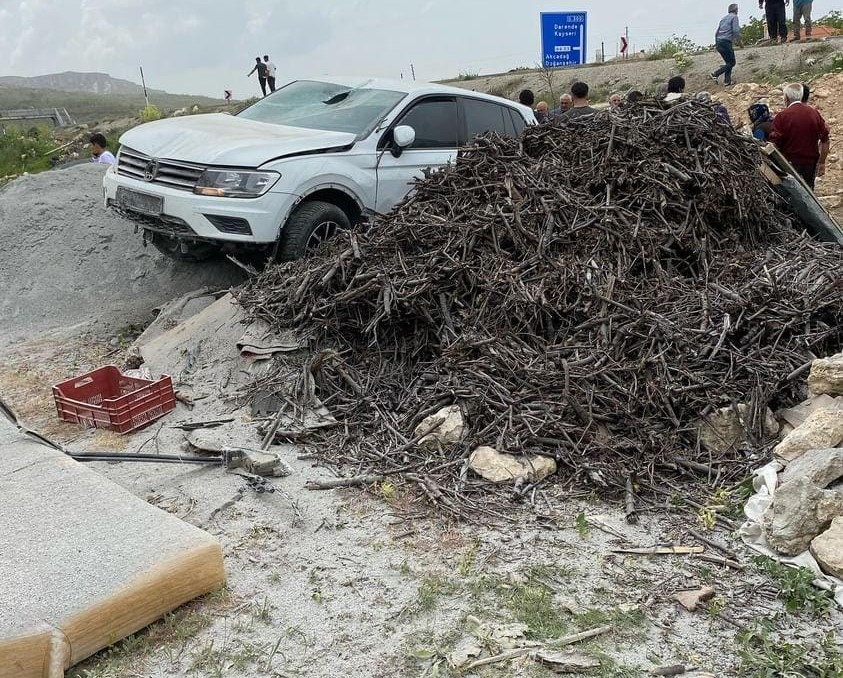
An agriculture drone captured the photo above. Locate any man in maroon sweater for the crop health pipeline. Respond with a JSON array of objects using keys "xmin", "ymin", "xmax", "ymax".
[{"xmin": 772, "ymin": 82, "xmax": 830, "ymax": 189}]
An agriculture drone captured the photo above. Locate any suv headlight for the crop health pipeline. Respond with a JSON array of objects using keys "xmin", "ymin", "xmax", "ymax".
[{"xmin": 194, "ymin": 169, "xmax": 280, "ymax": 198}]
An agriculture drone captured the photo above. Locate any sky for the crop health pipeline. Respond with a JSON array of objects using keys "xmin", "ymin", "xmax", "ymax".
[{"xmin": 0, "ymin": 0, "xmax": 775, "ymax": 99}]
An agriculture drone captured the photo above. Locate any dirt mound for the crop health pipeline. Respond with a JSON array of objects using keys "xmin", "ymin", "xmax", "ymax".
[
  {"xmin": 239, "ymin": 101, "xmax": 843, "ymax": 505},
  {"xmin": 0, "ymin": 163, "xmax": 243, "ymax": 347}
]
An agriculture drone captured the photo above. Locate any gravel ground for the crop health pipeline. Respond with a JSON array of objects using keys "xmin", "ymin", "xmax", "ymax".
[{"xmin": 0, "ymin": 163, "xmax": 243, "ymax": 348}]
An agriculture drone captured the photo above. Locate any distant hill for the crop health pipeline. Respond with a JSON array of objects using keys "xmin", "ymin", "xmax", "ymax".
[
  {"xmin": 0, "ymin": 72, "xmax": 146, "ymax": 96},
  {"xmin": 0, "ymin": 72, "xmax": 226, "ymax": 124}
]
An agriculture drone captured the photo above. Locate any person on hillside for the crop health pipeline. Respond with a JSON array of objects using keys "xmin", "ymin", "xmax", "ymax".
[
  {"xmin": 550, "ymin": 93, "xmax": 573, "ymax": 119},
  {"xmin": 626, "ymin": 90, "xmax": 644, "ymax": 104},
  {"xmin": 247, "ymin": 56, "xmax": 268, "ymax": 97},
  {"xmin": 263, "ymin": 55, "xmax": 277, "ymax": 93},
  {"xmin": 89, "ymin": 133, "xmax": 115, "ymax": 165},
  {"xmin": 711, "ymin": 4, "xmax": 742, "ymax": 86},
  {"xmin": 801, "ymin": 83, "xmax": 811, "ymax": 103},
  {"xmin": 558, "ymin": 82, "xmax": 598, "ymax": 120},
  {"xmin": 771, "ymin": 82, "xmax": 830, "ymax": 189},
  {"xmin": 608, "ymin": 92, "xmax": 624, "ymax": 110},
  {"xmin": 748, "ymin": 102, "xmax": 774, "ymax": 140},
  {"xmin": 518, "ymin": 90, "xmax": 535, "ymax": 108},
  {"xmin": 759, "ymin": 0, "xmax": 789, "ymax": 44},
  {"xmin": 535, "ymin": 101, "xmax": 550, "ymax": 123},
  {"xmin": 792, "ymin": 0, "xmax": 813, "ymax": 40},
  {"xmin": 663, "ymin": 76, "xmax": 686, "ymax": 103}
]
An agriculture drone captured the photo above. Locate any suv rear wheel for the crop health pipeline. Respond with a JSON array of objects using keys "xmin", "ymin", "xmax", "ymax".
[
  {"xmin": 277, "ymin": 201, "xmax": 351, "ymax": 261},
  {"xmin": 147, "ymin": 231, "xmax": 220, "ymax": 262}
]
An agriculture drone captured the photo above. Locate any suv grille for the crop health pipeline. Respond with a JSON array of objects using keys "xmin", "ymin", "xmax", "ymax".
[{"xmin": 117, "ymin": 146, "xmax": 205, "ymax": 192}]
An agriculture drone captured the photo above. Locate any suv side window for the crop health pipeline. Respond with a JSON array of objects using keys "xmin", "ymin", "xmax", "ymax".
[
  {"xmin": 508, "ymin": 108, "xmax": 527, "ymax": 135},
  {"xmin": 463, "ymin": 99, "xmax": 515, "ymax": 140},
  {"xmin": 396, "ymin": 98, "xmax": 458, "ymax": 149}
]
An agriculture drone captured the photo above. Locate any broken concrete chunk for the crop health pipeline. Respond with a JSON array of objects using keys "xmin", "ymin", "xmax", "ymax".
[
  {"xmin": 778, "ymin": 394, "xmax": 841, "ymax": 430},
  {"xmin": 773, "ymin": 407, "xmax": 843, "ymax": 464},
  {"xmin": 810, "ymin": 516, "xmax": 843, "ymax": 579},
  {"xmin": 672, "ymin": 586, "xmax": 716, "ymax": 612},
  {"xmin": 469, "ymin": 446, "xmax": 557, "ymax": 483},
  {"xmin": 446, "ymin": 637, "xmax": 483, "ymax": 668},
  {"xmin": 808, "ymin": 352, "xmax": 843, "ymax": 396},
  {"xmin": 535, "ymin": 649, "xmax": 600, "ymax": 673},
  {"xmin": 762, "ymin": 476, "xmax": 843, "ymax": 555},
  {"xmin": 780, "ymin": 448, "xmax": 843, "ymax": 489},
  {"xmin": 697, "ymin": 404, "xmax": 778, "ymax": 454},
  {"xmin": 414, "ymin": 405, "xmax": 465, "ymax": 448}
]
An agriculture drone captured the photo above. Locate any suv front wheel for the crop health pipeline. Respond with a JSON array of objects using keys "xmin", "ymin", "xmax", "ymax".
[{"xmin": 277, "ymin": 201, "xmax": 351, "ymax": 261}]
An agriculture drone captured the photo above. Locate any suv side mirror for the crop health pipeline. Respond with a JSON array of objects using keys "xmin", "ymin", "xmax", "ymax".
[{"xmin": 390, "ymin": 125, "xmax": 416, "ymax": 157}]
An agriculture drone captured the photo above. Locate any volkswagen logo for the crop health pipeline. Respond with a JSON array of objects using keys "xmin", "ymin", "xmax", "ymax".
[{"xmin": 143, "ymin": 159, "xmax": 159, "ymax": 182}]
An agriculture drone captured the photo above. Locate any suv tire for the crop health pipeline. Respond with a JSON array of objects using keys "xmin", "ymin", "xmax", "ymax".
[
  {"xmin": 277, "ymin": 201, "xmax": 351, "ymax": 261},
  {"xmin": 147, "ymin": 231, "xmax": 220, "ymax": 262}
]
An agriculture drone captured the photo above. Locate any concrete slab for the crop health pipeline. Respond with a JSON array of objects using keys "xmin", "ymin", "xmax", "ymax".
[{"xmin": 0, "ymin": 418, "xmax": 225, "ymax": 677}]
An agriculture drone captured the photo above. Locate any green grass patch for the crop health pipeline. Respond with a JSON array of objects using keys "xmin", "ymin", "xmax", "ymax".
[
  {"xmin": 753, "ymin": 557, "xmax": 834, "ymax": 616},
  {"xmin": 737, "ymin": 623, "xmax": 843, "ymax": 677}
]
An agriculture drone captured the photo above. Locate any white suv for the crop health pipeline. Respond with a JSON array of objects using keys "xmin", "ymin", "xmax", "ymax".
[{"xmin": 103, "ymin": 77, "xmax": 535, "ymax": 261}]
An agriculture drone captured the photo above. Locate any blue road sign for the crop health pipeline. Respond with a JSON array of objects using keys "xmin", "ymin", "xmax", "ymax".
[{"xmin": 541, "ymin": 12, "xmax": 588, "ymax": 68}]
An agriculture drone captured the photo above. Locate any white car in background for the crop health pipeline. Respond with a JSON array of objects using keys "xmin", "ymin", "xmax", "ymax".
[{"xmin": 103, "ymin": 77, "xmax": 535, "ymax": 261}]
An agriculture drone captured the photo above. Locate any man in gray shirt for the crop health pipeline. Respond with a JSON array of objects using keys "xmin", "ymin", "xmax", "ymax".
[
  {"xmin": 711, "ymin": 4, "xmax": 742, "ymax": 86},
  {"xmin": 559, "ymin": 82, "xmax": 598, "ymax": 120}
]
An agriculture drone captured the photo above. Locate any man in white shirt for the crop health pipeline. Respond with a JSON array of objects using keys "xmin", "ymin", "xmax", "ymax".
[
  {"xmin": 89, "ymin": 133, "xmax": 116, "ymax": 165},
  {"xmin": 263, "ymin": 55, "xmax": 277, "ymax": 93}
]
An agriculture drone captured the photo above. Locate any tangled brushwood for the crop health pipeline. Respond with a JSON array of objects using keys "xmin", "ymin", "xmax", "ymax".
[{"xmin": 239, "ymin": 100, "xmax": 842, "ymax": 511}]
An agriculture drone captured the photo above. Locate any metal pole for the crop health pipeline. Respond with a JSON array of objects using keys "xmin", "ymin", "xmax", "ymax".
[
  {"xmin": 625, "ymin": 27, "xmax": 629, "ymax": 59},
  {"xmin": 601, "ymin": 42, "xmax": 605, "ymax": 63},
  {"xmin": 139, "ymin": 66, "xmax": 149, "ymax": 107}
]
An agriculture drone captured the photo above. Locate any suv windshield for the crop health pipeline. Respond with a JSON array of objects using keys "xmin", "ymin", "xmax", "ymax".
[{"xmin": 237, "ymin": 80, "xmax": 406, "ymax": 138}]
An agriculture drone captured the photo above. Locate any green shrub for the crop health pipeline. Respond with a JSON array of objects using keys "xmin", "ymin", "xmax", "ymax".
[
  {"xmin": 0, "ymin": 131, "xmax": 54, "ymax": 177},
  {"xmin": 457, "ymin": 71, "xmax": 480, "ymax": 81},
  {"xmin": 816, "ymin": 10, "xmax": 843, "ymax": 30},
  {"xmin": 648, "ymin": 35, "xmax": 702, "ymax": 60},
  {"xmin": 139, "ymin": 105, "xmax": 163, "ymax": 122}
]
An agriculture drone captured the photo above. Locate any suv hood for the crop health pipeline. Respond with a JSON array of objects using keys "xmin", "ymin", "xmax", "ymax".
[{"xmin": 119, "ymin": 113, "xmax": 357, "ymax": 167}]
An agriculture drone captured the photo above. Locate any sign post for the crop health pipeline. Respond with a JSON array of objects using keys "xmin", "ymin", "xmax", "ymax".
[
  {"xmin": 620, "ymin": 35, "xmax": 629, "ymax": 56},
  {"xmin": 540, "ymin": 12, "xmax": 588, "ymax": 68}
]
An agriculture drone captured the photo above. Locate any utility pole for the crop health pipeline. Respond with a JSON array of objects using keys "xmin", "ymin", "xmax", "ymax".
[
  {"xmin": 601, "ymin": 41, "xmax": 605, "ymax": 63},
  {"xmin": 410, "ymin": 64, "xmax": 416, "ymax": 81},
  {"xmin": 139, "ymin": 66, "xmax": 149, "ymax": 107},
  {"xmin": 625, "ymin": 26, "xmax": 629, "ymax": 59}
]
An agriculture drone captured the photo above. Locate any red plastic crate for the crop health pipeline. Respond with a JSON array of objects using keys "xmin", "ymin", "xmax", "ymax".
[{"xmin": 53, "ymin": 366, "xmax": 176, "ymax": 434}]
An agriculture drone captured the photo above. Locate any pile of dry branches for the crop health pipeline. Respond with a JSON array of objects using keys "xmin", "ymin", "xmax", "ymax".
[{"xmin": 239, "ymin": 101, "xmax": 842, "ymax": 509}]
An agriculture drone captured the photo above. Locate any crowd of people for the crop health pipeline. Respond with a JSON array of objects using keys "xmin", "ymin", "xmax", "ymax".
[{"xmin": 516, "ymin": 72, "xmax": 830, "ymax": 190}]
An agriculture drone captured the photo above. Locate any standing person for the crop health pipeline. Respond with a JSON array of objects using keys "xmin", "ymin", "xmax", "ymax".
[
  {"xmin": 535, "ymin": 101, "xmax": 549, "ymax": 123},
  {"xmin": 550, "ymin": 93, "xmax": 573, "ymax": 119},
  {"xmin": 771, "ymin": 83, "xmax": 830, "ymax": 189},
  {"xmin": 711, "ymin": 4, "xmax": 742, "ymax": 87},
  {"xmin": 759, "ymin": 0, "xmax": 789, "ymax": 44},
  {"xmin": 608, "ymin": 92, "xmax": 623, "ymax": 110},
  {"xmin": 559, "ymin": 82, "xmax": 598, "ymax": 120},
  {"xmin": 792, "ymin": 0, "xmax": 812, "ymax": 40},
  {"xmin": 263, "ymin": 55, "xmax": 277, "ymax": 93},
  {"xmin": 247, "ymin": 57, "xmax": 268, "ymax": 97},
  {"xmin": 89, "ymin": 133, "xmax": 116, "ymax": 165},
  {"xmin": 518, "ymin": 89, "xmax": 535, "ymax": 109},
  {"xmin": 663, "ymin": 76, "xmax": 686, "ymax": 102}
]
